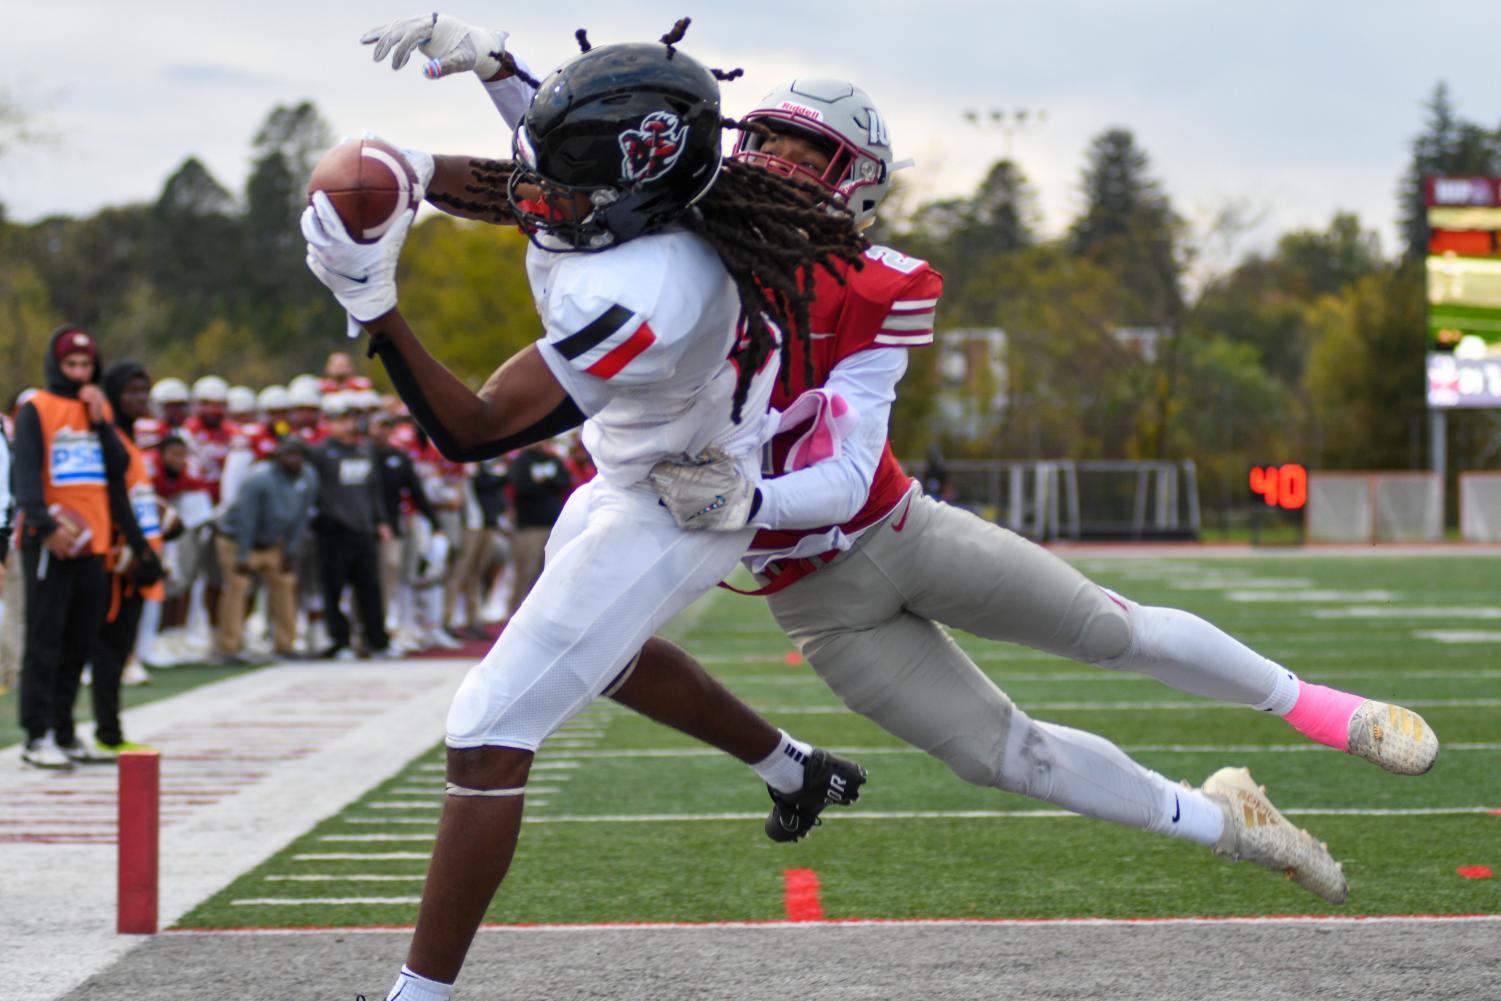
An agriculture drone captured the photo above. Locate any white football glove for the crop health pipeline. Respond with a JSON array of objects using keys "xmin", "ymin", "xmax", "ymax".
[
  {"xmin": 361, "ymin": 13, "xmax": 510, "ymax": 80},
  {"xmin": 649, "ymin": 446, "xmax": 760, "ymax": 531},
  {"xmin": 302, "ymin": 191, "xmax": 412, "ymax": 337}
]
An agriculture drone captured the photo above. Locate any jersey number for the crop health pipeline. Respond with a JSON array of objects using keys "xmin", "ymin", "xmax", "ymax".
[{"xmin": 864, "ymin": 245, "xmax": 924, "ymax": 275}]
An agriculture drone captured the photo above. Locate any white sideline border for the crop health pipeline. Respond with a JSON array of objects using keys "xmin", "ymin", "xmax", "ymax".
[
  {"xmin": 165, "ymin": 913, "xmax": 1501, "ymax": 934},
  {"xmin": 0, "ymin": 658, "xmax": 469, "ymax": 1001}
]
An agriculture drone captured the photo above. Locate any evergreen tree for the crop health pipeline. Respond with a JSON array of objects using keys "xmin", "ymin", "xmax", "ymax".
[
  {"xmin": 1397, "ymin": 83, "xmax": 1501, "ymax": 262},
  {"xmin": 1069, "ymin": 127, "xmax": 1183, "ymax": 325},
  {"xmin": 241, "ymin": 102, "xmax": 341, "ymax": 347},
  {"xmin": 252, "ymin": 101, "xmax": 336, "ymax": 195},
  {"xmin": 148, "ymin": 158, "xmax": 242, "ymax": 337},
  {"xmin": 902, "ymin": 159, "xmax": 1038, "ymax": 296}
]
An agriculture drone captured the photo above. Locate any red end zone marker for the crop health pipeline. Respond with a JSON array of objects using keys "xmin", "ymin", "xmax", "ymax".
[
  {"xmin": 1457, "ymin": 866, "xmax": 1494, "ymax": 880},
  {"xmin": 783, "ymin": 868, "xmax": 824, "ymax": 921},
  {"xmin": 118, "ymin": 751, "xmax": 160, "ymax": 934}
]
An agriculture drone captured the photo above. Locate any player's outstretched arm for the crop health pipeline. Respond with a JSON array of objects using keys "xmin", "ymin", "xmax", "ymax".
[
  {"xmin": 361, "ymin": 309, "xmax": 583, "ymax": 462},
  {"xmin": 424, "ymin": 154, "xmax": 537, "ymax": 225}
]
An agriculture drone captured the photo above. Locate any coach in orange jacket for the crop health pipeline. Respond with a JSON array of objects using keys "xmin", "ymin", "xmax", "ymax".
[{"xmin": 12, "ymin": 328, "xmax": 150, "ymax": 769}]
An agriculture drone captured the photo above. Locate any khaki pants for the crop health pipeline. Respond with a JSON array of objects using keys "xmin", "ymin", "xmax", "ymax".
[
  {"xmin": 215, "ymin": 535, "xmax": 297, "ymax": 655},
  {"xmin": 0, "ymin": 549, "xmax": 24, "ymax": 689},
  {"xmin": 767, "ymin": 489, "xmax": 1131, "ymax": 771},
  {"xmin": 444, "ymin": 526, "xmax": 499, "ymax": 630},
  {"xmin": 379, "ymin": 534, "xmax": 404, "ymax": 630},
  {"xmin": 508, "ymin": 526, "xmax": 550, "ymax": 620}
]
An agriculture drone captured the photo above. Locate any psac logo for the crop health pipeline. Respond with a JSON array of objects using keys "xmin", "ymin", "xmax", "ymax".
[
  {"xmin": 619, "ymin": 111, "xmax": 687, "ymax": 183},
  {"xmin": 49, "ymin": 427, "xmax": 105, "ymax": 486}
]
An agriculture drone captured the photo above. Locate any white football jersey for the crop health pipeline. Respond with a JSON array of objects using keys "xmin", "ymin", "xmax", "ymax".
[{"xmin": 530, "ymin": 228, "xmax": 778, "ymax": 486}]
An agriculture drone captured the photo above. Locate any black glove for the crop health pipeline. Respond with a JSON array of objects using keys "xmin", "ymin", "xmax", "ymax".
[{"xmin": 129, "ymin": 549, "xmax": 165, "ymax": 588}]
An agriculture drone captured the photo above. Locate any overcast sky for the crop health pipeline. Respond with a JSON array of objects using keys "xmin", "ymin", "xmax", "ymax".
[{"xmin": 3, "ymin": 1, "xmax": 1499, "ymax": 257}]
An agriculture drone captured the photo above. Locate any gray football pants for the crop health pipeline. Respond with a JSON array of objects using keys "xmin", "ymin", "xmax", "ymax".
[{"xmin": 767, "ymin": 489, "xmax": 1283, "ymax": 833}]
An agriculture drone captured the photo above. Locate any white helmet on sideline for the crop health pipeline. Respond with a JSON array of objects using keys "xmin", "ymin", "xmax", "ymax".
[
  {"xmin": 191, "ymin": 375, "xmax": 230, "ymax": 403},
  {"xmin": 150, "ymin": 377, "xmax": 189, "ymax": 406},
  {"xmin": 258, "ymin": 385, "xmax": 291, "ymax": 413},
  {"xmin": 227, "ymin": 385, "xmax": 257, "ymax": 417}
]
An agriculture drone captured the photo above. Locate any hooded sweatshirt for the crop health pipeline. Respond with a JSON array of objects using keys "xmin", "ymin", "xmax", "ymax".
[
  {"xmin": 12, "ymin": 327, "xmax": 134, "ymax": 552},
  {"xmin": 102, "ymin": 361, "xmax": 164, "ymax": 591}
]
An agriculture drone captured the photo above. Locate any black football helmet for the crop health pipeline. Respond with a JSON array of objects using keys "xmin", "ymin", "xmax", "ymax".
[{"xmin": 509, "ymin": 42, "xmax": 724, "ymax": 251}]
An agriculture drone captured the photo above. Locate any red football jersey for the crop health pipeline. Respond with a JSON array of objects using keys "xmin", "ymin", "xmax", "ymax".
[
  {"xmin": 752, "ymin": 245, "xmax": 942, "ymax": 556},
  {"xmin": 133, "ymin": 416, "xmax": 171, "ymax": 451},
  {"xmin": 388, "ymin": 421, "xmax": 421, "ymax": 456},
  {"xmin": 239, "ymin": 422, "xmax": 281, "ymax": 460},
  {"xmin": 294, "ymin": 422, "xmax": 328, "ymax": 446},
  {"xmin": 320, "ymin": 375, "xmax": 373, "ymax": 394},
  {"xmin": 180, "ymin": 416, "xmax": 247, "ymax": 500}
]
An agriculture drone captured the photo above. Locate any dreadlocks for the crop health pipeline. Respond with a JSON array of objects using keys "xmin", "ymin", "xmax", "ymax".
[
  {"xmin": 684, "ymin": 155, "xmax": 867, "ymax": 421},
  {"xmin": 660, "ymin": 17, "xmax": 691, "ymax": 53},
  {"xmin": 426, "ymin": 158, "xmax": 522, "ymax": 225},
  {"xmin": 492, "ymin": 49, "xmax": 541, "ymax": 88}
]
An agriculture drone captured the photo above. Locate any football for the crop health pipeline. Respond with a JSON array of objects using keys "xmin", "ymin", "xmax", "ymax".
[
  {"xmin": 306, "ymin": 138, "xmax": 420, "ymax": 244},
  {"xmin": 47, "ymin": 502, "xmax": 94, "ymax": 557}
]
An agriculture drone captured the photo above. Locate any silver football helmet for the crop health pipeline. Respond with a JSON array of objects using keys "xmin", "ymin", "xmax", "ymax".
[{"xmin": 733, "ymin": 78, "xmax": 895, "ymax": 225}]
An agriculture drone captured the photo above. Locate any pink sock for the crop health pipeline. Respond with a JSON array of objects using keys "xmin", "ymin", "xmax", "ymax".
[{"xmin": 1283, "ymin": 680, "xmax": 1366, "ymax": 751}]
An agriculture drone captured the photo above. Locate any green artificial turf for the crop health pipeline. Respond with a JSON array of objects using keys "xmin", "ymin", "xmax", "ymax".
[{"xmin": 177, "ymin": 554, "xmax": 1501, "ymax": 929}]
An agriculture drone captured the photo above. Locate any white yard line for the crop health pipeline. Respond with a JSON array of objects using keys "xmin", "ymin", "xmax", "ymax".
[
  {"xmin": 758, "ymin": 698, "xmax": 1501, "ymax": 714},
  {"xmin": 232, "ymin": 896, "xmax": 421, "ymax": 906},
  {"xmin": 1313, "ymin": 606, "xmax": 1501, "ymax": 619},
  {"xmin": 302, "ymin": 805, "xmax": 1500, "ymax": 834},
  {"xmin": 723, "ymin": 667, "xmax": 1501, "ymax": 684},
  {"xmin": 1417, "ymin": 630, "xmax": 1501, "ymax": 643},
  {"xmin": 1226, "ymin": 590, "xmax": 1398, "ymax": 602},
  {"xmin": 1170, "ymin": 578, "xmax": 1314, "ymax": 590},
  {"xmin": 541, "ymin": 742, "xmax": 1501, "ymax": 760},
  {"xmin": 292, "ymin": 852, "xmax": 432, "ymax": 861},
  {"xmin": 265, "ymin": 874, "xmax": 426, "ymax": 882}
]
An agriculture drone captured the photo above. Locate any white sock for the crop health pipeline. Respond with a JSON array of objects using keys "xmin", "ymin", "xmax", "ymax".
[
  {"xmin": 1097, "ymin": 594, "xmax": 1288, "ymax": 707},
  {"xmin": 1162, "ymin": 785, "xmax": 1227, "ymax": 847},
  {"xmin": 1253, "ymin": 667, "xmax": 1300, "ymax": 715},
  {"xmin": 752, "ymin": 730, "xmax": 812, "ymax": 794},
  {"xmin": 387, "ymin": 965, "xmax": 453, "ymax": 1001}
]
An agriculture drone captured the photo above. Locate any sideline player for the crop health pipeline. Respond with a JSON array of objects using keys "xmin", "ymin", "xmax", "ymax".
[
  {"xmin": 318, "ymin": 25, "xmax": 872, "ymax": 1001},
  {"xmin": 643, "ymin": 78, "xmax": 1441, "ymax": 900}
]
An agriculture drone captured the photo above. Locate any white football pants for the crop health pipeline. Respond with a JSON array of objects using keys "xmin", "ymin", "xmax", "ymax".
[{"xmin": 445, "ymin": 477, "xmax": 753, "ymax": 751}]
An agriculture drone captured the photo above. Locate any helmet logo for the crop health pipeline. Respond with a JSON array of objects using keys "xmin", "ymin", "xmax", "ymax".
[
  {"xmin": 619, "ymin": 111, "xmax": 688, "ymax": 183},
  {"xmin": 779, "ymin": 101, "xmax": 825, "ymax": 123},
  {"xmin": 856, "ymin": 107, "xmax": 890, "ymax": 148}
]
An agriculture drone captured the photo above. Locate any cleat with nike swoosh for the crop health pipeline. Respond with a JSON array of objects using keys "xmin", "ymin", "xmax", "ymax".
[
  {"xmin": 765, "ymin": 748, "xmax": 867, "ymax": 843},
  {"xmin": 1202, "ymin": 766, "xmax": 1348, "ymax": 905}
]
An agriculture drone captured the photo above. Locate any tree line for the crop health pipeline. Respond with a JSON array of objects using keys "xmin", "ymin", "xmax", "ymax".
[{"xmin": 2, "ymin": 86, "xmax": 1499, "ymax": 520}]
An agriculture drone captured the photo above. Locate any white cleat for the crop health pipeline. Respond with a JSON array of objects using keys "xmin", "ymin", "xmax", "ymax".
[
  {"xmin": 1347, "ymin": 701, "xmax": 1438, "ymax": 776},
  {"xmin": 1202, "ymin": 766, "xmax": 1348, "ymax": 905}
]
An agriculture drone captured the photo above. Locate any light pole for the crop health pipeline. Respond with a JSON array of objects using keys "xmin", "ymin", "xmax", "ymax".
[{"xmin": 962, "ymin": 108, "xmax": 1047, "ymax": 159}]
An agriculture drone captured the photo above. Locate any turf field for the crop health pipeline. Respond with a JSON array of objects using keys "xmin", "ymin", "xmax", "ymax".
[{"xmin": 178, "ymin": 553, "xmax": 1501, "ymax": 930}]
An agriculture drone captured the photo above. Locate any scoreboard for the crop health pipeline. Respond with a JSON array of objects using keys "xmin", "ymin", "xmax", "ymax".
[{"xmin": 1425, "ymin": 176, "xmax": 1501, "ymax": 408}]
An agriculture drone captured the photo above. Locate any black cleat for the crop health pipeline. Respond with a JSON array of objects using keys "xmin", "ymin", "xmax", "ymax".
[{"xmin": 764, "ymin": 748, "xmax": 867, "ymax": 843}]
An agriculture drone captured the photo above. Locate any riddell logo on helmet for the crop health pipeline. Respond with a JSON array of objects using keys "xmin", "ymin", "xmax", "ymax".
[
  {"xmin": 619, "ymin": 111, "xmax": 688, "ymax": 183},
  {"xmin": 779, "ymin": 102, "xmax": 825, "ymax": 122}
]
